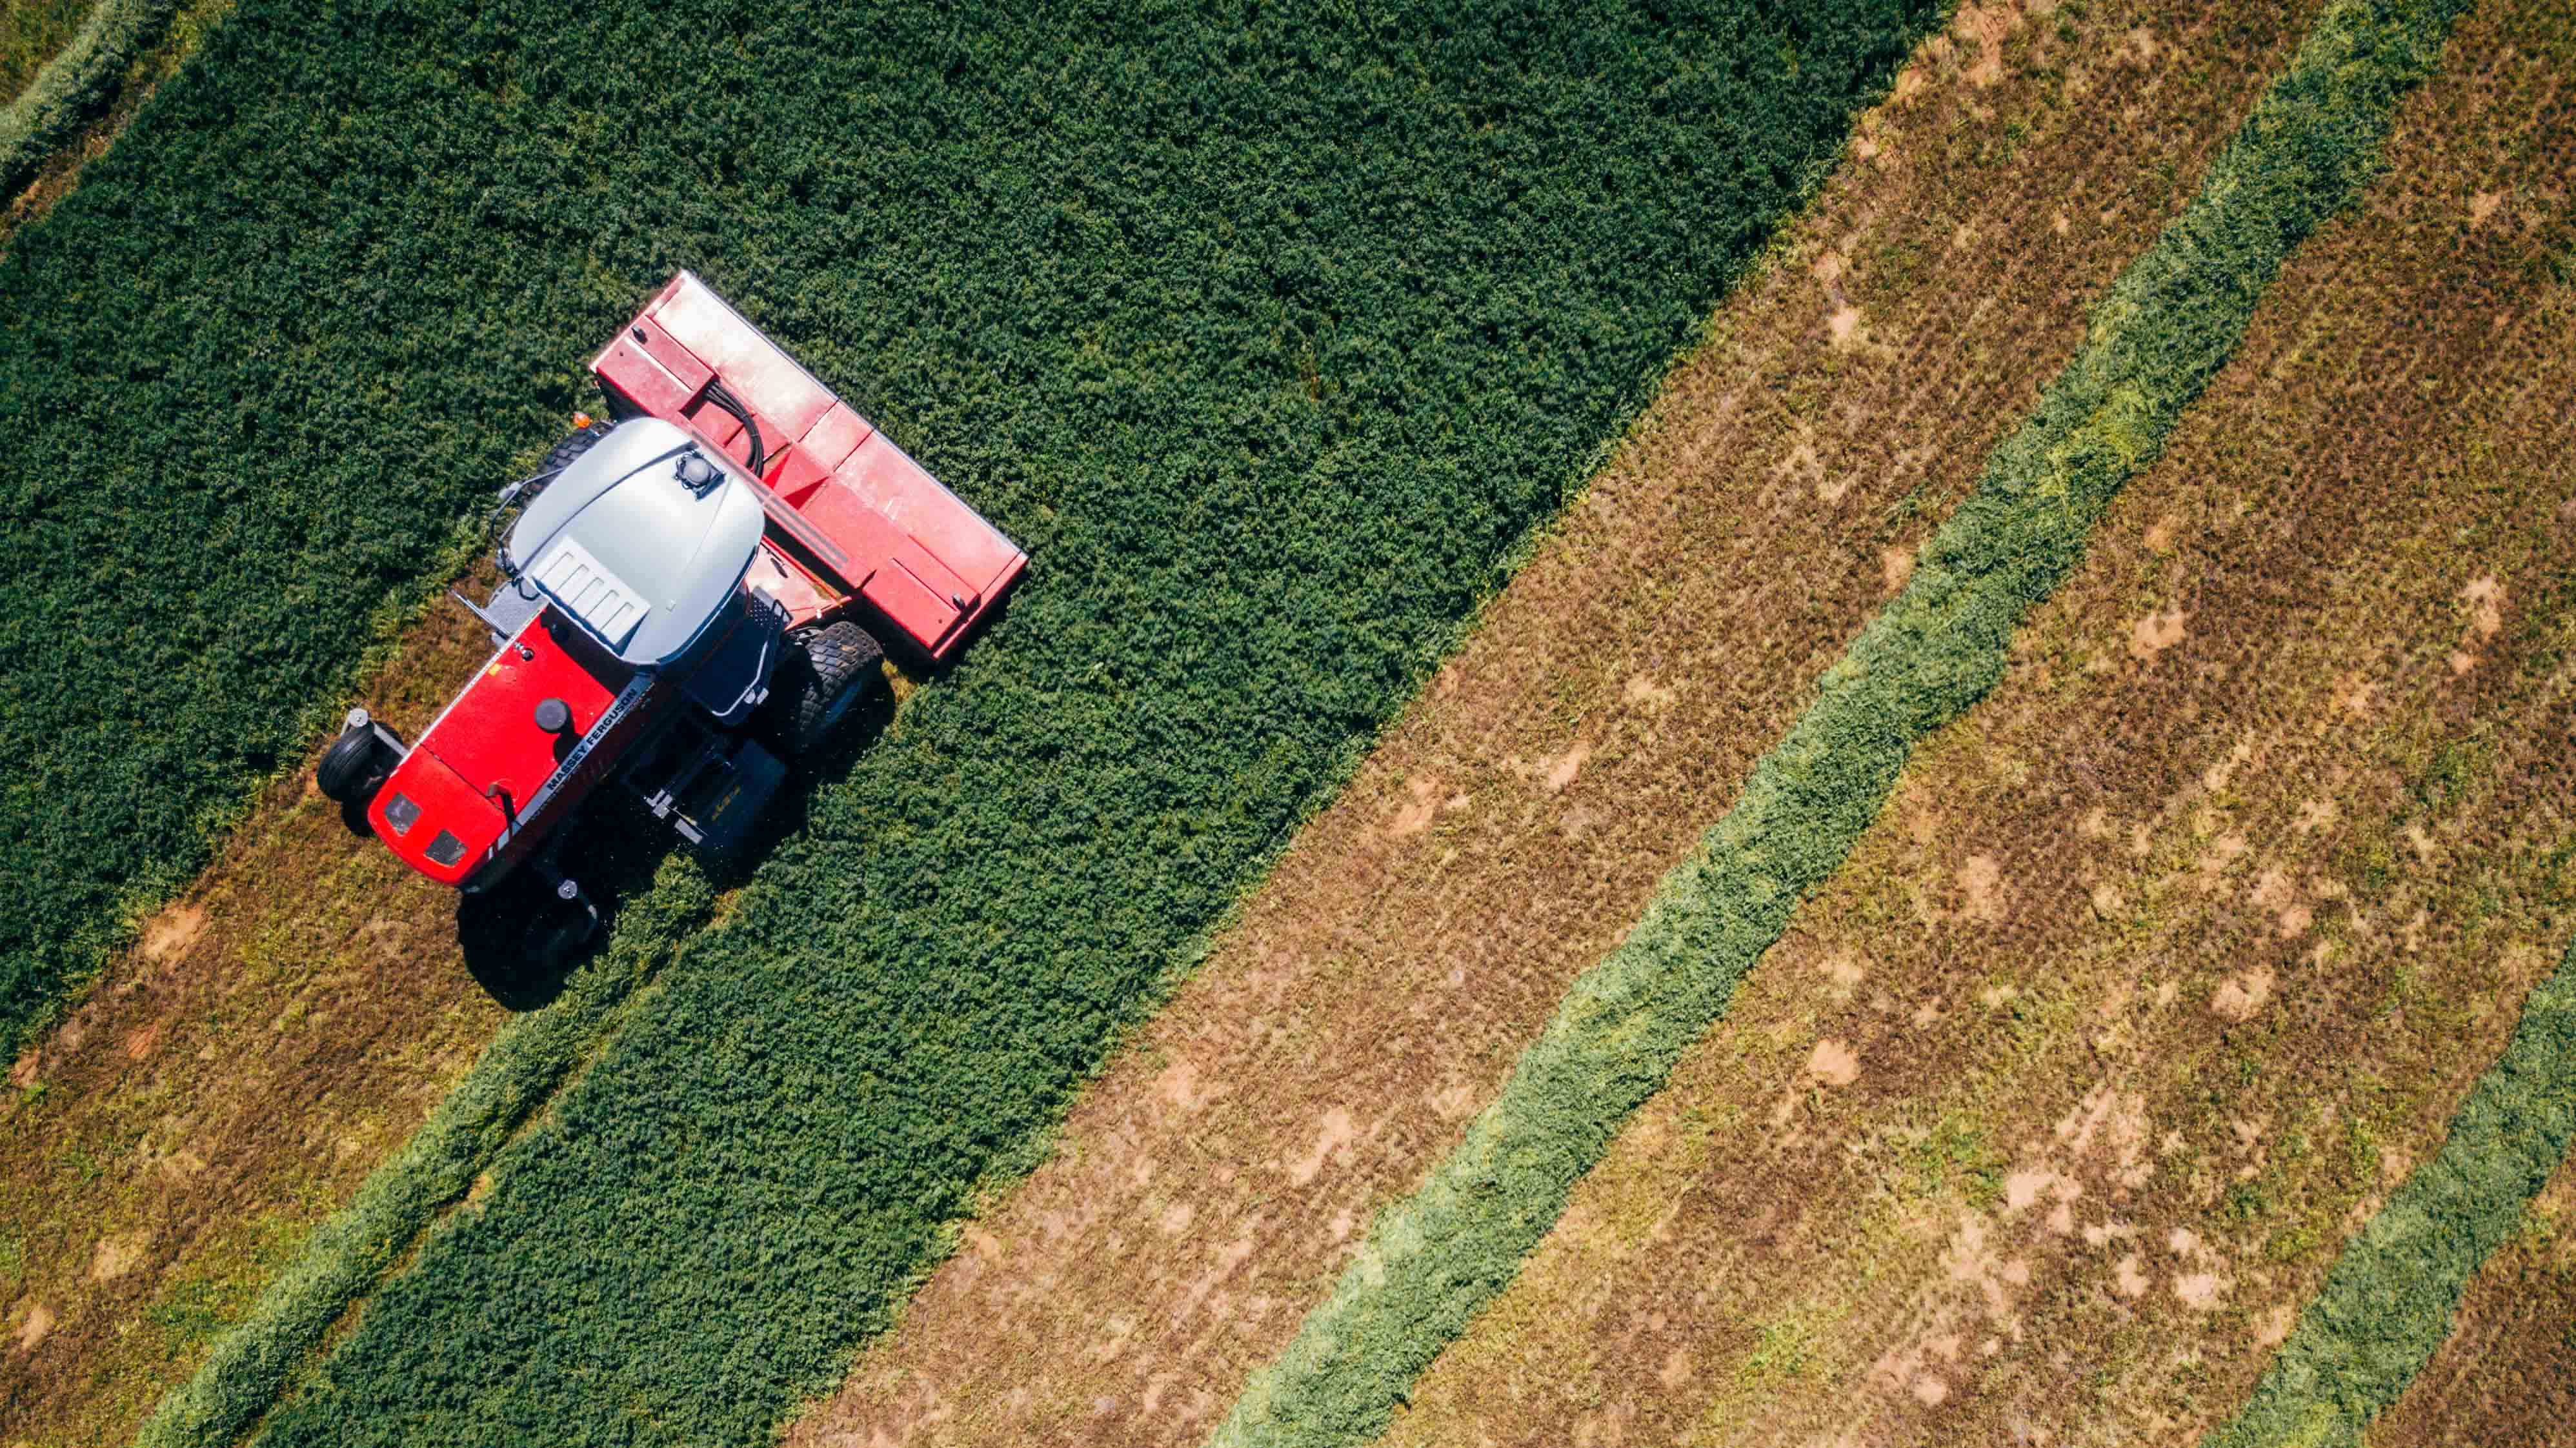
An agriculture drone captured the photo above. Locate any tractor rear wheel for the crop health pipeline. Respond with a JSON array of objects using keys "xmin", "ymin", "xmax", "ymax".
[
  {"xmin": 541, "ymin": 421, "xmax": 612, "ymax": 476},
  {"xmin": 767, "ymin": 621, "xmax": 885, "ymax": 755},
  {"xmin": 316, "ymin": 726, "xmax": 394, "ymax": 805}
]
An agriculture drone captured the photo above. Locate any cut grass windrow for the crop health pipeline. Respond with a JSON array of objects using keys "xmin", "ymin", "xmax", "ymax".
[
  {"xmin": 2200, "ymin": 938, "xmax": 2576, "ymax": 1448},
  {"xmin": 132, "ymin": 860, "xmax": 713, "ymax": 1448},
  {"xmin": 0, "ymin": 0, "xmax": 178, "ymax": 197},
  {"xmin": 1204, "ymin": 1, "xmax": 2471, "ymax": 1443}
]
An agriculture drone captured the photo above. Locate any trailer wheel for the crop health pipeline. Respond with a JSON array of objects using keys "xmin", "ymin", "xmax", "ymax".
[
  {"xmin": 541, "ymin": 421, "xmax": 612, "ymax": 476},
  {"xmin": 769, "ymin": 621, "xmax": 885, "ymax": 755},
  {"xmin": 316, "ymin": 727, "xmax": 394, "ymax": 805}
]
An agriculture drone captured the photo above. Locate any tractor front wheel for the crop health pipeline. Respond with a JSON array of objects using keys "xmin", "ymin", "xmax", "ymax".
[
  {"xmin": 458, "ymin": 882, "xmax": 594, "ymax": 1011},
  {"xmin": 767, "ymin": 621, "xmax": 885, "ymax": 756},
  {"xmin": 316, "ymin": 725, "xmax": 396, "ymax": 805},
  {"xmin": 521, "ymin": 904, "xmax": 596, "ymax": 977}
]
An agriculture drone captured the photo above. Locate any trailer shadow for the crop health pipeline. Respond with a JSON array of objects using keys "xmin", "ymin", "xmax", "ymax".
[{"xmin": 449, "ymin": 679, "xmax": 903, "ymax": 1011}]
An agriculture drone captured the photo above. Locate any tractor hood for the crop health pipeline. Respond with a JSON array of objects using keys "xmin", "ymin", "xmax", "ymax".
[{"xmin": 507, "ymin": 417, "xmax": 765, "ymax": 667}]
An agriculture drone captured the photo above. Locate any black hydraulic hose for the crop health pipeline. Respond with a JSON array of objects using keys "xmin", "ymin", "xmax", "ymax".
[{"xmin": 699, "ymin": 379, "xmax": 769, "ymax": 478}]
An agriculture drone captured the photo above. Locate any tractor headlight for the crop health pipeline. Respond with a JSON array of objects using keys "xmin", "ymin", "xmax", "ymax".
[
  {"xmin": 381, "ymin": 792, "xmax": 421, "ymax": 836},
  {"xmin": 424, "ymin": 831, "xmax": 467, "ymax": 868}
]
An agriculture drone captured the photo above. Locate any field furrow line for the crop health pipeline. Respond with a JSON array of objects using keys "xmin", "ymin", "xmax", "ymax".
[{"xmin": 1207, "ymin": 1, "xmax": 2474, "ymax": 1442}]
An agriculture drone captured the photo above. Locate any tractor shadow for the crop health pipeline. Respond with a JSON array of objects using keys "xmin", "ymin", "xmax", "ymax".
[
  {"xmin": 696, "ymin": 678, "xmax": 901, "ymax": 892},
  {"xmin": 446, "ymin": 679, "xmax": 903, "ymax": 1011}
]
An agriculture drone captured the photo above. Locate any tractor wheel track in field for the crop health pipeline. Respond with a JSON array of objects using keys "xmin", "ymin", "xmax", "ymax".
[{"xmin": 785, "ymin": 2, "xmax": 2323, "ymax": 1443}]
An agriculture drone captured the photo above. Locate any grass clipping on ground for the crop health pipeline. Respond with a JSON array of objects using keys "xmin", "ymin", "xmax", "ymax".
[
  {"xmin": 2201, "ymin": 941, "xmax": 2576, "ymax": 1448},
  {"xmin": 133, "ymin": 862, "xmax": 713, "ymax": 1448},
  {"xmin": 1204, "ymin": 2, "xmax": 2472, "ymax": 1444}
]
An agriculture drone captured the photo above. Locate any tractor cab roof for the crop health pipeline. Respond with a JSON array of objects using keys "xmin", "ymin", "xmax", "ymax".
[{"xmin": 507, "ymin": 417, "xmax": 764, "ymax": 667}]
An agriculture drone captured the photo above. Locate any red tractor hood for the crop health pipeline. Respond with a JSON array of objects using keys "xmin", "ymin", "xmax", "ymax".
[{"xmin": 370, "ymin": 606, "xmax": 632, "ymax": 886}]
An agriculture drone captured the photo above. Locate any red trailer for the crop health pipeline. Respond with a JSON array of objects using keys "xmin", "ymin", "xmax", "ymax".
[{"xmin": 316, "ymin": 273, "xmax": 1024, "ymax": 958}]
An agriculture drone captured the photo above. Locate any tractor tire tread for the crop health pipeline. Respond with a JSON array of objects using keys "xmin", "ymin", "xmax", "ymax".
[
  {"xmin": 772, "ymin": 621, "xmax": 884, "ymax": 755},
  {"xmin": 316, "ymin": 728, "xmax": 392, "ymax": 805},
  {"xmin": 541, "ymin": 422, "xmax": 613, "ymax": 476}
]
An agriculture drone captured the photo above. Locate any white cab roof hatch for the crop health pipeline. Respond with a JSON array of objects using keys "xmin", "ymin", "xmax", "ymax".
[{"xmin": 507, "ymin": 417, "xmax": 765, "ymax": 666}]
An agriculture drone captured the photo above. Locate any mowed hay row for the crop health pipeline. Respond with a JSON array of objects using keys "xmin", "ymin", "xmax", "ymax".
[
  {"xmin": 0, "ymin": 598, "xmax": 513, "ymax": 1447},
  {"xmin": 2366, "ymin": 1149, "xmax": 2576, "ymax": 1447},
  {"xmin": 0, "ymin": 0, "xmax": 184, "ymax": 202},
  {"xmin": 1376, "ymin": 6, "xmax": 2576, "ymax": 1445},
  {"xmin": 790, "ymin": 3, "xmax": 2317, "ymax": 1445}
]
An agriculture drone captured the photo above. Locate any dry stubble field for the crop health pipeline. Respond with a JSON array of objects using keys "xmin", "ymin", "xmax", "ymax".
[{"xmin": 1380, "ymin": 0, "xmax": 2576, "ymax": 1440}]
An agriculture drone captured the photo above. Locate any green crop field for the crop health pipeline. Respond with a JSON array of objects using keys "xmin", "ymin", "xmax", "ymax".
[
  {"xmin": 20, "ymin": 0, "xmax": 2562, "ymax": 1443},
  {"xmin": 0, "ymin": 0, "xmax": 1941, "ymax": 1442}
]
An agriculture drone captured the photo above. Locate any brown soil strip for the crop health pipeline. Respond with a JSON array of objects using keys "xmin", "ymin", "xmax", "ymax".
[
  {"xmin": 1374, "ymin": 3, "xmax": 2576, "ymax": 1443},
  {"xmin": 2366, "ymin": 1147, "xmax": 2576, "ymax": 1447},
  {"xmin": 782, "ymin": 2, "xmax": 2313, "ymax": 1443},
  {"xmin": 0, "ymin": 594, "xmax": 503, "ymax": 1446}
]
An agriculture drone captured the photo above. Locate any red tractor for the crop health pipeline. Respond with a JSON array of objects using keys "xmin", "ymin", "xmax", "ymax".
[{"xmin": 316, "ymin": 273, "xmax": 1025, "ymax": 961}]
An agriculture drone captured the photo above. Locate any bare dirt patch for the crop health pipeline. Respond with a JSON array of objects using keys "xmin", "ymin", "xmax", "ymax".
[
  {"xmin": 2129, "ymin": 607, "xmax": 2189, "ymax": 660},
  {"xmin": 13, "ymin": 1302, "xmax": 55, "ymax": 1354},
  {"xmin": 137, "ymin": 901, "xmax": 207, "ymax": 965},
  {"xmin": 0, "ymin": 593, "xmax": 507, "ymax": 1447},
  {"xmin": 783, "ymin": 3, "xmax": 2310, "ymax": 1444},
  {"xmin": 1375, "ymin": 8, "xmax": 2576, "ymax": 1443},
  {"xmin": 1807, "ymin": 1040, "xmax": 1862, "ymax": 1089}
]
